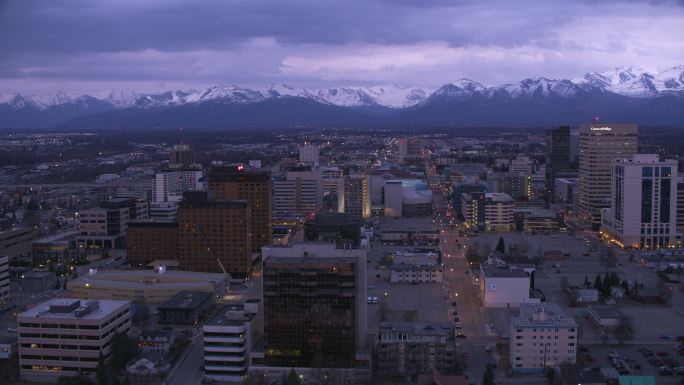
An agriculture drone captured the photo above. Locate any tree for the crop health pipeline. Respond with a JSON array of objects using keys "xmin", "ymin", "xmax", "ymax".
[
  {"xmin": 482, "ymin": 363, "xmax": 495, "ymax": 385},
  {"xmin": 496, "ymin": 236, "xmax": 506, "ymax": 254},
  {"xmin": 110, "ymin": 333, "xmax": 138, "ymax": 371},
  {"xmin": 284, "ymin": 368, "xmax": 302, "ymax": 385},
  {"xmin": 96, "ymin": 353, "xmax": 108, "ymax": 385},
  {"xmin": 621, "ymin": 280, "xmax": 631, "ymax": 296},
  {"xmin": 584, "ymin": 275, "xmax": 591, "ymax": 288},
  {"xmin": 593, "ymin": 275, "xmax": 602, "ymax": 292},
  {"xmin": 546, "ymin": 367, "xmax": 556, "ymax": 385}
]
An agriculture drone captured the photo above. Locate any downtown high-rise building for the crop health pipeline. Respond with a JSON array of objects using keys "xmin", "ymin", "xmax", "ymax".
[
  {"xmin": 178, "ymin": 191, "xmax": 251, "ymax": 276},
  {"xmin": 337, "ymin": 174, "xmax": 370, "ymax": 219},
  {"xmin": 207, "ymin": 164, "xmax": 272, "ymax": 255},
  {"xmin": 398, "ymin": 138, "xmax": 423, "ymax": 165},
  {"xmin": 261, "ymin": 243, "xmax": 367, "ymax": 369},
  {"xmin": 601, "ymin": 154, "xmax": 678, "ymax": 249},
  {"xmin": 545, "ymin": 126, "xmax": 572, "ymax": 197},
  {"xmin": 578, "ymin": 123, "xmax": 638, "ymax": 230},
  {"xmin": 298, "ymin": 142, "xmax": 320, "ymax": 167},
  {"xmin": 169, "ymin": 143, "xmax": 194, "ymax": 167},
  {"xmin": 273, "ymin": 167, "xmax": 323, "ymax": 220}
]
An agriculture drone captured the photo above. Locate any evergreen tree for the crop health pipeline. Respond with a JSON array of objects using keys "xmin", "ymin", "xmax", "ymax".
[
  {"xmin": 284, "ymin": 368, "xmax": 302, "ymax": 385},
  {"xmin": 496, "ymin": 237, "xmax": 506, "ymax": 254},
  {"xmin": 584, "ymin": 275, "xmax": 591, "ymax": 288},
  {"xmin": 546, "ymin": 368, "xmax": 556, "ymax": 385},
  {"xmin": 593, "ymin": 275, "xmax": 602, "ymax": 292},
  {"xmin": 482, "ymin": 363, "xmax": 495, "ymax": 385},
  {"xmin": 96, "ymin": 353, "xmax": 108, "ymax": 385}
]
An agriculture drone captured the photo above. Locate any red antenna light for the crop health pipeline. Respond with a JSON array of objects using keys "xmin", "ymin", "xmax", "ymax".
[{"xmin": 594, "ymin": 116, "xmax": 600, "ymax": 123}]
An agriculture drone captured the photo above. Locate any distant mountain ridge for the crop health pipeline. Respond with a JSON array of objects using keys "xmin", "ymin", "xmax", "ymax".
[{"xmin": 1, "ymin": 66, "xmax": 683, "ymax": 128}]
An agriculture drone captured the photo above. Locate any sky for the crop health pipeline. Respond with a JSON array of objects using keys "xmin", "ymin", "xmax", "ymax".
[{"xmin": 1, "ymin": 0, "xmax": 683, "ymax": 95}]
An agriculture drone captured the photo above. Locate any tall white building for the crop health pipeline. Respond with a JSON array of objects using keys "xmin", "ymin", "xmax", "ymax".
[
  {"xmin": 578, "ymin": 123, "xmax": 638, "ymax": 230},
  {"xmin": 601, "ymin": 154, "xmax": 679, "ymax": 250},
  {"xmin": 510, "ymin": 303, "xmax": 577, "ymax": 373},
  {"xmin": 273, "ymin": 168, "xmax": 323, "ymax": 219},
  {"xmin": 0, "ymin": 255, "xmax": 9, "ymax": 304},
  {"xmin": 18, "ymin": 299, "xmax": 131, "ymax": 382},
  {"xmin": 152, "ymin": 169, "xmax": 204, "ymax": 204},
  {"xmin": 299, "ymin": 143, "xmax": 320, "ymax": 167}
]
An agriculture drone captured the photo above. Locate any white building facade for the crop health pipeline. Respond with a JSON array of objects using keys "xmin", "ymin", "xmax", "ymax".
[
  {"xmin": 601, "ymin": 154, "xmax": 678, "ymax": 250},
  {"xmin": 510, "ymin": 303, "xmax": 577, "ymax": 373}
]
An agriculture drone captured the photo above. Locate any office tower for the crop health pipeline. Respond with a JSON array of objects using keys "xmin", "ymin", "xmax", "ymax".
[
  {"xmin": 601, "ymin": 154, "xmax": 678, "ymax": 249},
  {"xmin": 76, "ymin": 198, "xmax": 148, "ymax": 249},
  {"xmin": 273, "ymin": 167, "xmax": 323, "ymax": 219},
  {"xmin": 321, "ymin": 167, "xmax": 344, "ymax": 192},
  {"xmin": 169, "ymin": 143, "xmax": 193, "ymax": 167},
  {"xmin": 337, "ymin": 174, "xmax": 370, "ymax": 219},
  {"xmin": 299, "ymin": 142, "xmax": 320, "ymax": 167},
  {"xmin": 451, "ymin": 183, "xmax": 487, "ymax": 218},
  {"xmin": 0, "ymin": 255, "xmax": 8, "ymax": 304},
  {"xmin": 462, "ymin": 192, "xmax": 514, "ymax": 232},
  {"xmin": 545, "ymin": 126, "xmax": 572, "ymax": 196},
  {"xmin": 152, "ymin": 168, "xmax": 204, "ymax": 204},
  {"xmin": 126, "ymin": 221, "xmax": 179, "ymax": 268},
  {"xmin": 578, "ymin": 123, "xmax": 638, "ymax": 230},
  {"xmin": 178, "ymin": 191, "xmax": 251, "ymax": 276},
  {"xmin": 488, "ymin": 173, "xmax": 532, "ymax": 200},
  {"xmin": 207, "ymin": 164, "xmax": 272, "ymax": 255},
  {"xmin": 510, "ymin": 303, "xmax": 577, "ymax": 372},
  {"xmin": 377, "ymin": 322, "xmax": 458, "ymax": 378},
  {"xmin": 398, "ymin": 138, "xmax": 423, "ymax": 164},
  {"xmin": 203, "ymin": 300, "xmax": 262, "ymax": 383},
  {"xmin": 262, "ymin": 243, "xmax": 367, "ymax": 368},
  {"xmin": 18, "ymin": 299, "xmax": 131, "ymax": 382},
  {"xmin": 304, "ymin": 213, "xmax": 361, "ymax": 247}
]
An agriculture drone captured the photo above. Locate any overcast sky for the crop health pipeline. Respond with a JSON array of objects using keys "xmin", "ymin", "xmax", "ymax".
[{"xmin": 1, "ymin": 0, "xmax": 683, "ymax": 95}]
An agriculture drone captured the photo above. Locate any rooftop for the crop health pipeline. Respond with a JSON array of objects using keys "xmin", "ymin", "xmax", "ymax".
[
  {"xmin": 158, "ymin": 291, "xmax": 212, "ymax": 310},
  {"xmin": 512, "ymin": 303, "xmax": 577, "ymax": 328},
  {"xmin": 69, "ymin": 269, "xmax": 227, "ymax": 290},
  {"xmin": 18, "ymin": 299, "xmax": 129, "ymax": 321},
  {"xmin": 588, "ymin": 304, "xmax": 624, "ymax": 320},
  {"xmin": 481, "ymin": 264, "xmax": 529, "ymax": 278},
  {"xmin": 379, "ymin": 321, "xmax": 454, "ymax": 337}
]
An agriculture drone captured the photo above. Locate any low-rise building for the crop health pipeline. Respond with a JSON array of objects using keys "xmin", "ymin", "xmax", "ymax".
[
  {"xmin": 203, "ymin": 300, "xmax": 262, "ymax": 384},
  {"xmin": 377, "ymin": 321, "xmax": 458, "ymax": 379},
  {"xmin": 68, "ymin": 269, "xmax": 228, "ymax": 304},
  {"xmin": 587, "ymin": 305, "xmax": 624, "ymax": 328},
  {"xmin": 20, "ymin": 271, "xmax": 57, "ymax": 292},
  {"xmin": 479, "ymin": 263, "xmax": 536, "ymax": 308},
  {"xmin": 0, "ymin": 335, "xmax": 16, "ymax": 359},
  {"xmin": 392, "ymin": 250, "xmax": 440, "ymax": 266},
  {"xmin": 0, "ymin": 227, "xmax": 34, "ymax": 258},
  {"xmin": 17, "ymin": 299, "xmax": 131, "ymax": 382},
  {"xmin": 138, "ymin": 330, "xmax": 175, "ymax": 354},
  {"xmin": 390, "ymin": 265, "xmax": 444, "ymax": 284},
  {"xmin": 157, "ymin": 291, "xmax": 215, "ymax": 325},
  {"xmin": 510, "ymin": 303, "xmax": 577, "ymax": 373}
]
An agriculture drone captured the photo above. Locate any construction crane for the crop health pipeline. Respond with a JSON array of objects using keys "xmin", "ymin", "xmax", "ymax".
[{"xmin": 195, "ymin": 224, "xmax": 231, "ymax": 295}]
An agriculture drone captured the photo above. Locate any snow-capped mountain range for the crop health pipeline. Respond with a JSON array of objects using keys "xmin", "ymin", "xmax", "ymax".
[{"xmin": 1, "ymin": 66, "xmax": 683, "ymax": 128}]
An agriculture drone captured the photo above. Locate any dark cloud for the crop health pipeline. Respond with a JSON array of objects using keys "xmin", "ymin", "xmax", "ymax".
[{"xmin": 0, "ymin": 0, "xmax": 682, "ymax": 92}]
